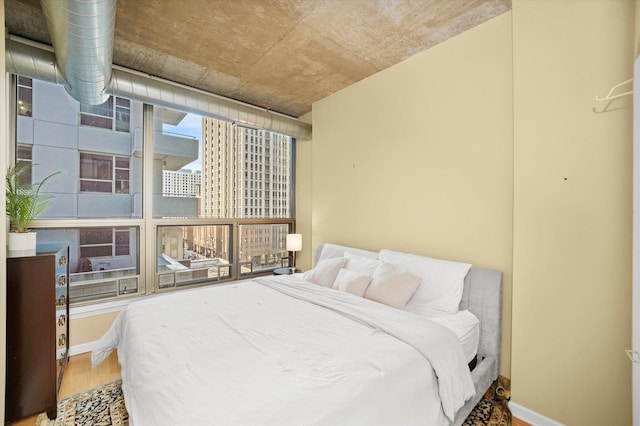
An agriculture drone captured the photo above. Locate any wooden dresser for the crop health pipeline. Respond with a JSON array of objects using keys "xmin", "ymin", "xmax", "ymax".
[{"xmin": 5, "ymin": 244, "xmax": 70, "ymax": 423}]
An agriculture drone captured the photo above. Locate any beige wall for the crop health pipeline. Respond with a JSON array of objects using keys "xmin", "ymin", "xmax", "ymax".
[
  {"xmin": 69, "ymin": 312, "xmax": 120, "ymax": 347},
  {"xmin": 511, "ymin": 1, "xmax": 634, "ymax": 424},
  {"xmin": 309, "ymin": 1, "xmax": 635, "ymax": 424},
  {"xmin": 295, "ymin": 112, "xmax": 313, "ymax": 272},
  {"xmin": 310, "ymin": 13, "xmax": 514, "ymax": 376}
]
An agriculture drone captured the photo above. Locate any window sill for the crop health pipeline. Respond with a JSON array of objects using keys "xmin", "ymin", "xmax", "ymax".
[
  {"xmin": 69, "ymin": 280, "xmax": 242, "ymax": 319},
  {"xmin": 70, "ymin": 296, "xmax": 139, "ymax": 319}
]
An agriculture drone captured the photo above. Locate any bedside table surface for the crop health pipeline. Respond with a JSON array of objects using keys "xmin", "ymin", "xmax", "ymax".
[{"xmin": 273, "ymin": 267, "xmax": 293, "ymax": 275}]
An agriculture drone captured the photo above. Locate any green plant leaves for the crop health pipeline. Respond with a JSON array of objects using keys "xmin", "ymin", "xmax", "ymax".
[{"xmin": 6, "ymin": 163, "xmax": 59, "ymax": 233}]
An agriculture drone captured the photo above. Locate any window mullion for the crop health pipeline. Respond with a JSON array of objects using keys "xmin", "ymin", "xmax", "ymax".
[
  {"xmin": 142, "ymin": 104, "xmax": 155, "ymax": 296},
  {"xmin": 112, "ymin": 228, "xmax": 116, "ymax": 257}
]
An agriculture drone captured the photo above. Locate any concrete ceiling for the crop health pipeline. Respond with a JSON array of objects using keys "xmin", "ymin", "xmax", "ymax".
[{"xmin": 5, "ymin": 0, "xmax": 511, "ymax": 118}]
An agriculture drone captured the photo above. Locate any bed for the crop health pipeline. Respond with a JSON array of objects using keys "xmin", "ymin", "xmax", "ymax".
[{"xmin": 92, "ymin": 243, "xmax": 502, "ymax": 425}]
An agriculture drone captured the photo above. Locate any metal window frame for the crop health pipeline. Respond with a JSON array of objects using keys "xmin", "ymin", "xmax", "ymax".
[
  {"xmin": 9, "ymin": 76, "xmax": 296, "ymax": 307},
  {"xmin": 79, "ymin": 94, "xmax": 131, "ymax": 133},
  {"xmin": 79, "ymin": 151, "xmax": 131, "ymax": 195}
]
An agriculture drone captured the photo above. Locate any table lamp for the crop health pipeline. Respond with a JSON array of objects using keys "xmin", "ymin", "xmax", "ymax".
[{"xmin": 286, "ymin": 233, "xmax": 302, "ymax": 272}]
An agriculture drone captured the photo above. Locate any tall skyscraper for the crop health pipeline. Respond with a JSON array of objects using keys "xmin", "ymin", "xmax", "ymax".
[
  {"xmin": 201, "ymin": 118, "xmax": 292, "ymax": 219},
  {"xmin": 200, "ymin": 118, "xmax": 292, "ymax": 271}
]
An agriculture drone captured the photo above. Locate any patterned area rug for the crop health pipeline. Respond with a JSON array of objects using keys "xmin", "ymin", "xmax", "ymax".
[
  {"xmin": 36, "ymin": 380, "xmax": 128, "ymax": 426},
  {"xmin": 464, "ymin": 397, "xmax": 511, "ymax": 426},
  {"xmin": 464, "ymin": 376, "xmax": 512, "ymax": 426},
  {"xmin": 35, "ymin": 378, "xmax": 509, "ymax": 426}
]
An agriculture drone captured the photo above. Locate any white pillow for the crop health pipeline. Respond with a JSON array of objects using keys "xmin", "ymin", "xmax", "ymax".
[
  {"xmin": 379, "ymin": 249, "xmax": 471, "ymax": 314},
  {"xmin": 332, "ymin": 268, "xmax": 372, "ymax": 297},
  {"xmin": 317, "ymin": 243, "xmax": 378, "ymax": 263},
  {"xmin": 344, "ymin": 252, "xmax": 381, "ymax": 275},
  {"xmin": 364, "ymin": 262, "xmax": 421, "ymax": 309},
  {"xmin": 302, "ymin": 257, "xmax": 345, "ymax": 288}
]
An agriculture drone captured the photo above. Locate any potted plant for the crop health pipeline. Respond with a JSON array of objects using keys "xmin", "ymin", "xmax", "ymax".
[{"xmin": 6, "ymin": 163, "xmax": 58, "ymax": 254}]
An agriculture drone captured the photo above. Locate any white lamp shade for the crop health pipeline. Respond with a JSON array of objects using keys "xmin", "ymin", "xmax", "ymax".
[{"xmin": 286, "ymin": 234, "xmax": 302, "ymax": 252}]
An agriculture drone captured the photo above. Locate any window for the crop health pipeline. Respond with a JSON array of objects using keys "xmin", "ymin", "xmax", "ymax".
[
  {"xmin": 14, "ymin": 75, "xmax": 295, "ymax": 306},
  {"xmin": 80, "ymin": 153, "xmax": 130, "ymax": 194},
  {"xmin": 157, "ymin": 225, "xmax": 231, "ymax": 289},
  {"xmin": 37, "ymin": 227, "xmax": 140, "ymax": 304},
  {"xmin": 115, "ymin": 157, "xmax": 130, "ymax": 194},
  {"xmin": 239, "ymin": 223, "xmax": 290, "ymax": 276},
  {"xmin": 17, "ymin": 76, "xmax": 32, "ymax": 117},
  {"xmin": 79, "ymin": 227, "xmax": 130, "ymax": 258},
  {"xmin": 80, "ymin": 95, "xmax": 130, "ymax": 132},
  {"xmin": 16, "ymin": 144, "xmax": 32, "ymax": 187},
  {"xmin": 115, "ymin": 97, "xmax": 131, "ymax": 132}
]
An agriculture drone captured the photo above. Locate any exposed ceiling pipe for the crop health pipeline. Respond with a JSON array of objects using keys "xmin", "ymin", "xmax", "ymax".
[
  {"xmin": 5, "ymin": 36, "xmax": 313, "ymax": 140},
  {"xmin": 10, "ymin": 1, "xmax": 312, "ymax": 138},
  {"xmin": 40, "ymin": 0, "xmax": 116, "ymax": 105},
  {"xmin": 5, "ymin": 37, "xmax": 67, "ymax": 86}
]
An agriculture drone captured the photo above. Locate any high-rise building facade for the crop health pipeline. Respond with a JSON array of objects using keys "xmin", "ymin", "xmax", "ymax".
[
  {"xmin": 201, "ymin": 118, "xmax": 292, "ymax": 219},
  {"xmin": 162, "ymin": 169, "xmax": 201, "ymax": 198},
  {"xmin": 200, "ymin": 118, "xmax": 292, "ymax": 271}
]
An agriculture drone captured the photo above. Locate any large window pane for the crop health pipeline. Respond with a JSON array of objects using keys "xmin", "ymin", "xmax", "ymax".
[
  {"xmin": 239, "ymin": 224, "xmax": 290, "ymax": 276},
  {"xmin": 36, "ymin": 227, "xmax": 140, "ymax": 304},
  {"xmin": 152, "ymin": 108, "xmax": 202, "ymax": 218},
  {"xmin": 157, "ymin": 225, "xmax": 231, "ymax": 288},
  {"xmin": 152, "ymin": 107, "xmax": 293, "ymax": 219}
]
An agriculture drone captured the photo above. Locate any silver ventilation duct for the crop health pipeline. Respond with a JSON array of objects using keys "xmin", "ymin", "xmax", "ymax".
[
  {"xmin": 41, "ymin": 0, "xmax": 116, "ymax": 106},
  {"xmin": 109, "ymin": 66, "xmax": 307, "ymax": 137},
  {"xmin": 5, "ymin": 37, "xmax": 66, "ymax": 86},
  {"xmin": 5, "ymin": 36, "xmax": 312, "ymax": 140}
]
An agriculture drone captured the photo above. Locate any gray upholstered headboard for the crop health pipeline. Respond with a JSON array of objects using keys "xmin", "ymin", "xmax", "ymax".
[
  {"xmin": 460, "ymin": 267, "xmax": 502, "ymax": 378},
  {"xmin": 313, "ymin": 243, "xmax": 502, "ymax": 425},
  {"xmin": 455, "ymin": 267, "xmax": 502, "ymax": 424}
]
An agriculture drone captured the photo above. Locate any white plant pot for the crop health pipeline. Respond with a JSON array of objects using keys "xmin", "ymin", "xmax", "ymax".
[{"xmin": 8, "ymin": 232, "xmax": 37, "ymax": 256}]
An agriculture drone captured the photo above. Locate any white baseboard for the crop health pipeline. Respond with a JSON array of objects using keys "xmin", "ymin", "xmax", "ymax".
[
  {"xmin": 69, "ymin": 340, "xmax": 98, "ymax": 356},
  {"xmin": 509, "ymin": 401, "xmax": 565, "ymax": 426}
]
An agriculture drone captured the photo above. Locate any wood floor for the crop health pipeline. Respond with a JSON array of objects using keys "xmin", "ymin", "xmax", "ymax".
[
  {"xmin": 9, "ymin": 352, "xmax": 121, "ymax": 426},
  {"xmin": 8, "ymin": 351, "xmax": 531, "ymax": 426},
  {"xmin": 513, "ymin": 416, "xmax": 531, "ymax": 426}
]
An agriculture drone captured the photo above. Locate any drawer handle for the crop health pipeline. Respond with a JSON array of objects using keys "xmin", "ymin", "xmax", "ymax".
[
  {"xmin": 58, "ymin": 333, "xmax": 66, "ymax": 346},
  {"xmin": 58, "ymin": 314, "xmax": 66, "ymax": 326},
  {"xmin": 59, "ymin": 256, "xmax": 67, "ymax": 265},
  {"xmin": 58, "ymin": 276, "xmax": 66, "ymax": 286}
]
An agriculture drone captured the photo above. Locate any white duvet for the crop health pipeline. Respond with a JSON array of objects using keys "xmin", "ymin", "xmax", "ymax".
[{"xmin": 92, "ymin": 276, "xmax": 474, "ymax": 426}]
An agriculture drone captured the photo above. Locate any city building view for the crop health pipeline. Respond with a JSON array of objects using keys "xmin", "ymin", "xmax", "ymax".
[
  {"xmin": 18, "ymin": 76, "xmax": 294, "ymax": 304},
  {"xmin": 162, "ymin": 169, "xmax": 201, "ymax": 198}
]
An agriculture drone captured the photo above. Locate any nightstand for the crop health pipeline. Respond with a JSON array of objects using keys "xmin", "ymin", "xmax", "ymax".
[{"xmin": 273, "ymin": 267, "xmax": 300, "ymax": 275}]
